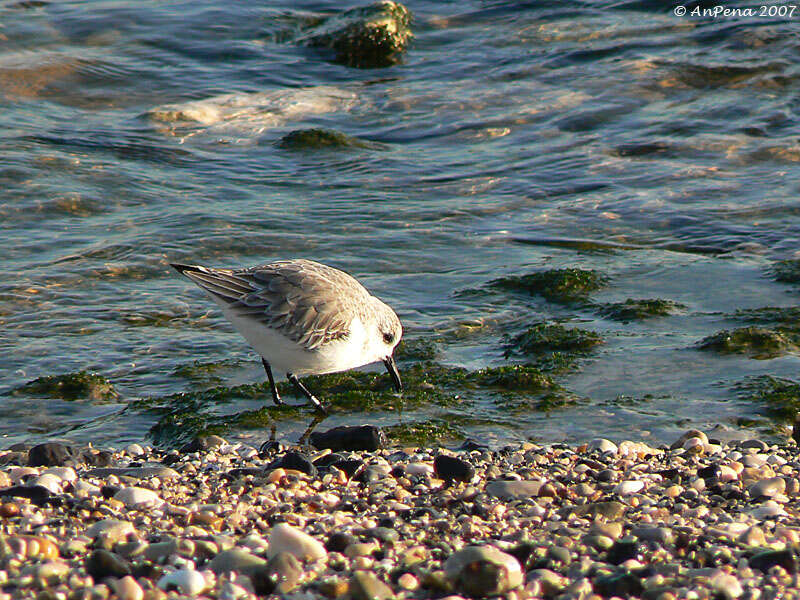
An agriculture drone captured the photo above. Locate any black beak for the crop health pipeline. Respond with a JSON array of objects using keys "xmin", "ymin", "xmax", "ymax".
[{"xmin": 383, "ymin": 356, "xmax": 402, "ymax": 393}]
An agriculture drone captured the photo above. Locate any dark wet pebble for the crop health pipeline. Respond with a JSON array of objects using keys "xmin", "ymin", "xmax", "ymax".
[
  {"xmin": 326, "ymin": 532, "xmax": 357, "ymax": 553},
  {"xmin": 434, "ymin": 454, "xmax": 475, "ymax": 483},
  {"xmin": 312, "ymin": 453, "xmax": 345, "ymax": 467},
  {"xmin": 606, "ymin": 539, "xmax": 639, "ymax": 565},
  {"xmin": 593, "ymin": 572, "xmax": 644, "ymax": 597},
  {"xmin": 749, "ymin": 549, "xmax": 796, "ymax": 573},
  {"xmin": 310, "ymin": 425, "xmax": 386, "ymax": 452},
  {"xmin": 0, "ymin": 485, "xmax": 56, "ymax": 506},
  {"xmin": 28, "ymin": 442, "xmax": 74, "ymax": 466},
  {"xmin": 331, "ymin": 458, "xmax": 364, "ymax": 479},
  {"xmin": 458, "ymin": 439, "xmax": 489, "ymax": 452},
  {"xmin": 268, "ymin": 451, "xmax": 317, "ymax": 477},
  {"xmin": 596, "ymin": 469, "xmax": 615, "ymax": 482},
  {"xmin": 100, "ymin": 485, "xmax": 120, "ymax": 499},
  {"xmin": 698, "ymin": 465, "xmax": 721, "ymax": 480},
  {"xmin": 86, "ymin": 550, "xmax": 131, "ymax": 579},
  {"xmin": 356, "ymin": 466, "xmax": 384, "ymax": 484}
]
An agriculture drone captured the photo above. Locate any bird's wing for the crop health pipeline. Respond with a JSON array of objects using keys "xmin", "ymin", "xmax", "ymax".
[{"xmin": 176, "ymin": 260, "xmax": 370, "ymax": 351}]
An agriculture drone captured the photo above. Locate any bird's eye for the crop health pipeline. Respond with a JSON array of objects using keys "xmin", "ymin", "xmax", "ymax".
[{"xmin": 383, "ymin": 332, "xmax": 394, "ymax": 344}]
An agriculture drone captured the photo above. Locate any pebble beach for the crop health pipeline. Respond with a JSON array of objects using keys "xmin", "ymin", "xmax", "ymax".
[{"xmin": 2, "ymin": 428, "xmax": 800, "ymax": 600}]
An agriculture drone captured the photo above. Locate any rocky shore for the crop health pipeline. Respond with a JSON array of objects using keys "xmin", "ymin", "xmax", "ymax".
[{"xmin": 1, "ymin": 428, "xmax": 800, "ymax": 600}]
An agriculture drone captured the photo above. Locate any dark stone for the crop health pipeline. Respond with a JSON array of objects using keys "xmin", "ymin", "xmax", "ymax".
[
  {"xmin": 593, "ymin": 572, "xmax": 644, "ymax": 597},
  {"xmin": 267, "ymin": 451, "xmax": 317, "ymax": 477},
  {"xmin": 86, "ymin": 550, "xmax": 131, "ymax": 579},
  {"xmin": 434, "ymin": 455, "xmax": 475, "ymax": 483},
  {"xmin": 162, "ymin": 453, "xmax": 180, "ymax": 466},
  {"xmin": 101, "ymin": 486, "xmax": 120, "ymax": 499},
  {"xmin": 258, "ymin": 440, "xmax": 286, "ymax": 456},
  {"xmin": 224, "ymin": 467, "xmax": 264, "ymax": 479},
  {"xmin": 0, "ymin": 485, "xmax": 55, "ymax": 506},
  {"xmin": 606, "ymin": 540, "xmax": 639, "ymax": 565},
  {"xmin": 313, "ymin": 453, "xmax": 345, "ymax": 467},
  {"xmin": 310, "ymin": 425, "xmax": 386, "ymax": 452},
  {"xmin": 596, "ymin": 469, "xmax": 615, "ymax": 483},
  {"xmin": 506, "ymin": 543, "xmax": 535, "ymax": 570},
  {"xmin": 180, "ymin": 435, "xmax": 225, "ymax": 454},
  {"xmin": 8, "ymin": 443, "xmax": 29, "ymax": 452},
  {"xmin": 698, "ymin": 465, "xmax": 721, "ymax": 480},
  {"xmin": 750, "ymin": 549, "xmax": 796, "ymax": 573},
  {"xmin": 82, "ymin": 450, "xmax": 114, "ymax": 467},
  {"xmin": 28, "ymin": 442, "xmax": 74, "ymax": 466},
  {"xmin": 332, "ymin": 458, "xmax": 364, "ymax": 479},
  {"xmin": 390, "ymin": 466, "xmax": 404, "ymax": 478},
  {"xmin": 458, "ymin": 439, "xmax": 489, "ymax": 452},
  {"xmin": 326, "ymin": 532, "xmax": 357, "ymax": 553},
  {"xmin": 356, "ymin": 466, "xmax": 384, "ymax": 484}
]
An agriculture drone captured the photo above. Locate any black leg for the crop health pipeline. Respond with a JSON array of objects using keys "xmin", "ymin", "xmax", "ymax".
[
  {"xmin": 262, "ymin": 359, "xmax": 284, "ymax": 406},
  {"xmin": 298, "ymin": 414, "xmax": 327, "ymax": 445},
  {"xmin": 287, "ymin": 373, "xmax": 328, "ymax": 415}
]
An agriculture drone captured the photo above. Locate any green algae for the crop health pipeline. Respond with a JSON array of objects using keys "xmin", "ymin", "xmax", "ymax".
[
  {"xmin": 299, "ymin": 1, "xmax": 412, "ymax": 68},
  {"xmin": 698, "ymin": 326, "xmax": 800, "ymax": 359},
  {"xmin": 598, "ymin": 298, "xmax": 685, "ymax": 321},
  {"xmin": 172, "ymin": 359, "xmax": 244, "ymax": 385},
  {"xmin": 734, "ymin": 306, "xmax": 800, "ymax": 327},
  {"xmin": 735, "ymin": 375, "xmax": 800, "ymax": 421},
  {"xmin": 277, "ymin": 128, "xmax": 381, "ymax": 150},
  {"xmin": 394, "ymin": 338, "xmax": 440, "ymax": 361},
  {"xmin": 771, "ymin": 259, "xmax": 800, "ymax": 284},
  {"xmin": 12, "ymin": 371, "xmax": 119, "ymax": 402},
  {"xmin": 490, "ymin": 268, "xmax": 607, "ymax": 304},
  {"xmin": 385, "ymin": 419, "xmax": 465, "ymax": 445},
  {"xmin": 505, "ymin": 323, "xmax": 602, "ymax": 358}
]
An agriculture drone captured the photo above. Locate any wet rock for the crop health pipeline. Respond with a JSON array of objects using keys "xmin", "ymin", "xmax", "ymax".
[
  {"xmin": 267, "ymin": 523, "xmax": 327, "ymax": 562},
  {"xmin": 485, "ymin": 480, "xmax": 543, "ymax": 500},
  {"xmin": 598, "ymin": 298, "xmax": 685, "ymax": 321},
  {"xmin": 298, "ymin": 1, "xmax": 412, "ymax": 69},
  {"xmin": 310, "ymin": 425, "xmax": 387, "ymax": 451},
  {"xmin": 28, "ymin": 442, "xmax": 75, "ymax": 466},
  {"xmin": 267, "ymin": 451, "xmax": 317, "ymax": 477},
  {"xmin": 348, "ymin": 570, "xmax": 395, "ymax": 600},
  {"xmin": 490, "ymin": 268, "xmax": 607, "ymax": 304},
  {"xmin": 505, "ymin": 323, "xmax": 602, "ymax": 357},
  {"xmin": 444, "ymin": 545, "xmax": 523, "ymax": 597},
  {"xmin": 434, "ymin": 455, "xmax": 475, "ymax": 482},
  {"xmin": 278, "ymin": 128, "xmax": 380, "ymax": 150},
  {"xmin": 86, "ymin": 550, "xmax": 131, "ymax": 579},
  {"xmin": 13, "ymin": 371, "xmax": 118, "ymax": 402},
  {"xmin": 330, "ymin": 458, "xmax": 364, "ymax": 479},
  {"xmin": 698, "ymin": 326, "xmax": 798, "ymax": 359}
]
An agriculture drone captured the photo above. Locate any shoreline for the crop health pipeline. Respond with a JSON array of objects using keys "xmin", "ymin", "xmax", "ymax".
[{"xmin": 0, "ymin": 429, "xmax": 799, "ymax": 600}]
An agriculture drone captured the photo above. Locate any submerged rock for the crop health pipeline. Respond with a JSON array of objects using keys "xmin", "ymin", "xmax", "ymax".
[
  {"xmin": 298, "ymin": 1, "xmax": 412, "ymax": 68},
  {"xmin": 698, "ymin": 326, "xmax": 799, "ymax": 359},
  {"xmin": 598, "ymin": 298, "xmax": 685, "ymax": 321},
  {"xmin": 277, "ymin": 128, "xmax": 380, "ymax": 150},
  {"xmin": 12, "ymin": 371, "xmax": 118, "ymax": 402},
  {"xmin": 504, "ymin": 323, "xmax": 602, "ymax": 357},
  {"xmin": 490, "ymin": 268, "xmax": 607, "ymax": 304}
]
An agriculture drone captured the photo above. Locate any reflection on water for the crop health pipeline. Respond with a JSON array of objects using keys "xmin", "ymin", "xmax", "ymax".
[{"xmin": 2, "ymin": 0, "xmax": 800, "ymax": 448}]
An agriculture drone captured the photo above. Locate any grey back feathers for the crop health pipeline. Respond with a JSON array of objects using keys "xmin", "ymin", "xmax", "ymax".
[{"xmin": 174, "ymin": 259, "xmax": 393, "ymax": 351}]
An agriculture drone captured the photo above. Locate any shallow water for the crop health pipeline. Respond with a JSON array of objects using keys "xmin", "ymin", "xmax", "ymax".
[{"xmin": 3, "ymin": 0, "xmax": 800, "ymax": 449}]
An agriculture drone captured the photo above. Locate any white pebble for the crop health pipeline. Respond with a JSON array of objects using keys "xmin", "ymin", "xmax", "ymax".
[
  {"xmin": 125, "ymin": 444, "xmax": 145, "ymax": 457},
  {"xmin": 114, "ymin": 487, "xmax": 163, "ymax": 509},
  {"xmin": 30, "ymin": 474, "xmax": 62, "ymax": 494},
  {"xmin": 42, "ymin": 467, "xmax": 77, "ymax": 482},
  {"xmin": 114, "ymin": 576, "xmax": 143, "ymax": 600},
  {"xmin": 614, "ymin": 480, "xmax": 644, "ymax": 495},
  {"xmin": 158, "ymin": 568, "xmax": 207, "ymax": 596},
  {"xmin": 406, "ymin": 463, "xmax": 434, "ymax": 476},
  {"xmin": 267, "ymin": 523, "xmax": 327, "ymax": 562}
]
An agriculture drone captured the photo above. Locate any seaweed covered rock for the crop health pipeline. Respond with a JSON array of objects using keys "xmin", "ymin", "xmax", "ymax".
[
  {"xmin": 771, "ymin": 259, "xmax": 800, "ymax": 284},
  {"xmin": 12, "ymin": 371, "xmax": 119, "ymax": 402},
  {"xmin": 277, "ymin": 128, "xmax": 380, "ymax": 150},
  {"xmin": 505, "ymin": 323, "xmax": 602, "ymax": 357},
  {"xmin": 298, "ymin": 1, "xmax": 412, "ymax": 68},
  {"xmin": 698, "ymin": 327, "xmax": 799, "ymax": 359},
  {"xmin": 598, "ymin": 298, "xmax": 685, "ymax": 321},
  {"xmin": 490, "ymin": 268, "xmax": 606, "ymax": 304},
  {"xmin": 735, "ymin": 375, "xmax": 800, "ymax": 420}
]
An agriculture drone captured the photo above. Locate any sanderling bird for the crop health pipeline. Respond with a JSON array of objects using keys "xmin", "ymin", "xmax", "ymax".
[{"xmin": 171, "ymin": 259, "xmax": 403, "ymax": 413}]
